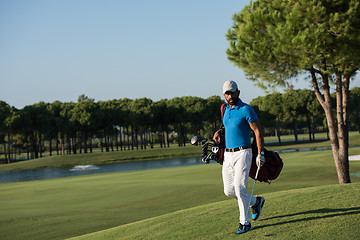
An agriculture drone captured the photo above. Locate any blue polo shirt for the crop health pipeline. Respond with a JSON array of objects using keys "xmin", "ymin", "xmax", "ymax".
[{"xmin": 223, "ymin": 99, "xmax": 258, "ymax": 148}]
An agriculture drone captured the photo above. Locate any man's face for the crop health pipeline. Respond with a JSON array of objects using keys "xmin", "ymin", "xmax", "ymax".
[{"xmin": 223, "ymin": 90, "xmax": 240, "ymax": 106}]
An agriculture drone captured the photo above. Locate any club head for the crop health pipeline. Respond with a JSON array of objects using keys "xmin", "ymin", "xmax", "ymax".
[
  {"xmin": 191, "ymin": 136, "xmax": 199, "ymax": 145},
  {"xmin": 212, "ymin": 146, "xmax": 219, "ymax": 154}
]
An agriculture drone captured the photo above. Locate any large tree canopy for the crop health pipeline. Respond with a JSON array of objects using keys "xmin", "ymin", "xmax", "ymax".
[{"xmin": 227, "ymin": 0, "xmax": 360, "ymax": 184}]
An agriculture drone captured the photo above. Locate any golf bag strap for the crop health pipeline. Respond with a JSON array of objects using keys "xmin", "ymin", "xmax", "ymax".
[{"xmin": 220, "ymin": 103, "xmax": 226, "ymax": 128}]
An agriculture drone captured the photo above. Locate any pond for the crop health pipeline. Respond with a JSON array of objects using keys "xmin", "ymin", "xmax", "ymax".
[
  {"xmin": 0, "ymin": 157, "xmax": 204, "ymax": 183},
  {"xmin": 1, "ymin": 146, "xmax": 359, "ymax": 184}
]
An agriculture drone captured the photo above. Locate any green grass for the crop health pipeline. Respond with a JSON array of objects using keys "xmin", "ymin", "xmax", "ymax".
[
  {"xmin": 68, "ymin": 183, "xmax": 360, "ymax": 240},
  {"xmin": 1, "ymin": 147, "xmax": 360, "ymax": 240}
]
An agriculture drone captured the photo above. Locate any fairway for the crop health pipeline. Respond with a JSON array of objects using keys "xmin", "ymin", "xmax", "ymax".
[
  {"xmin": 69, "ymin": 183, "xmax": 360, "ymax": 240},
  {"xmin": 1, "ymin": 148, "xmax": 360, "ymax": 240}
]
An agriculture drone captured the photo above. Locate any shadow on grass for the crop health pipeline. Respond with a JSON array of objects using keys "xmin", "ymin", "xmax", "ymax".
[{"xmin": 256, "ymin": 207, "xmax": 360, "ymax": 229}]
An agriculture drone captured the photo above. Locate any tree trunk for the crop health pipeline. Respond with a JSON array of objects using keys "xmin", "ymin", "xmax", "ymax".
[
  {"xmin": 31, "ymin": 132, "xmax": 37, "ymax": 159},
  {"xmin": 127, "ymin": 126, "xmax": 130, "ymax": 150},
  {"xmin": 293, "ymin": 119, "xmax": 298, "ymax": 143},
  {"xmin": 151, "ymin": 132, "xmax": 154, "ymax": 149},
  {"xmin": 166, "ymin": 131, "xmax": 170, "ymax": 148},
  {"xmin": 56, "ymin": 136, "xmax": 59, "ymax": 155},
  {"xmin": 3, "ymin": 140, "xmax": 8, "ymax": 163},
  {"xmin": 104, "ymin": 129, "xmax": 109, "ymax": 152},
  {"xmin": 275, "ymin": 120, "xmax": 282, "ymax": 145},
  {"xmin": 311, "ymin": 119, "xmax": 316, "ymax": 142},
  {"xmin": 83, "ymin": 130, "xmax": 88, "ymax": 154},
  {"xmin": 159, "ymin": 132, "xmax": 163, "ymax": 148},
  {"xmin": 306, "ymin": 115, "xmax": 312, "ymax": 141},
  {"xmin": 119, "ymin": 129, "xmax": 123, "ymax": 151},
  {"xmin": 162, "ymin": 132, "xmax": 166, "ymax": 148},
  {"xmin": 67, "ymin": 135, "xmax": 71, "ymax": 154},
  {"xmin": 49, "ymin": 139, "xmax": 52, "ymax": 156},
  {"xmin": 311, "ymin": 69, "xmax": 351, "ymax": 184},
  {"xmin": 72, "ymin": 136, "xmax": 77, "ymax": 154},
  {"xmin": 143, "ymin": 130, "xmax": 148, "ymax": 150},
  {"xmin": 7, "ymin": 132, "xmax": 11, "ymax": 164},
  {"xmin": 60, "ymin": 133, "xmax": 65, "ymax": 155},
  {"xmin": 115, "ymin": 130, "xmax": 119, "ymax": 151},
  {"xmin": 26, "ymin": 140, "xmax": 29, "ymax": 160},
  {"xmin": 131, "ymin": 127, "xmax": 134, "ymax": 150},
  {"xmin": 135, "ymin": 129, "xmax": 139, "ymax": 150},
  {"xmin": 89, "ymin": 138, "xmax": 92, "ymax": 153},
  {"xmin": 177, "ymin": 124, "xmax": 181, "ymax": 147},
  {"xmin": 38, "ymin": 134, "xmax": 42, "ymax": 158},
  {"xmin": 334, "ymin": 73, "xmax": 350, "ymax": 183}
]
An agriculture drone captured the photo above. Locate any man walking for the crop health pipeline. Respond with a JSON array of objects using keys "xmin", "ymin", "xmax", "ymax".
[{"xmin": 213, "ymin": 80, "xmax": 265, "ymax": 234}]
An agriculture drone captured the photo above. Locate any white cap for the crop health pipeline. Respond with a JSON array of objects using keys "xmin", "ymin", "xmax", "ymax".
[{"xmin": 223, "ymin": 80, "xmax": 238, "ymax": 94}]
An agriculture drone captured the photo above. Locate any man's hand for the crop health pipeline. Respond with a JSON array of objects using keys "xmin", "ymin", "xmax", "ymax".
[
  {"xmin": 256, "ymin": 152, "xmax": 265, "ymax": 167},
  {"xmin": 212, "ymin": 129, "xmax": 222, "ymax": 144}
]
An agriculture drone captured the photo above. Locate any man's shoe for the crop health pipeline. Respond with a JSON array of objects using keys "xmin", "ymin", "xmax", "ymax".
[
  {"xmin": 235, "ymin": 223, "xmax": 253, "ymax": 234},
  {"xmin": 251, "ymin": 196, "xmax": 265, "ymax": 220}
]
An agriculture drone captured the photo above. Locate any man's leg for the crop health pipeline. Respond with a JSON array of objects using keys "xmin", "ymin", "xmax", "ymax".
[
  {"xmin": 233, "ymin": 149, "xmax": 257, "ymax": 225},
  {"xmin": 222, "ymin": 152, "xmax": 237, "ymax": 199}
]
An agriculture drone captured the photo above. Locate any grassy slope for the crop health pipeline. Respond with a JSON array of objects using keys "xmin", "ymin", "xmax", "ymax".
[
  {"xmin": 1, "ymin": 147, "xmax": 360, "ymax": 240},
  {"xmin": 68, "ymin": 183, "xmax": 360, "ymax": 240}
]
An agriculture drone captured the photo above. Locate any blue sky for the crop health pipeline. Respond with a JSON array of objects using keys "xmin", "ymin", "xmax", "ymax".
[{"xmin": 1, "ymin": 0, "xmax": 359, "ymax": 109}]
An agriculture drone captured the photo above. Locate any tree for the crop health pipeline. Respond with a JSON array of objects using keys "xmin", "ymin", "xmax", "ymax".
[
  {"xmin": 129, "ymin": 98, "xmax": 153, "ymax": 150},
  {"xmin": 259, "ymin": 93, "xmax": 284, "ymax": 144},
  {"xmin": 47, "ymin": 101, "xmax": 67, "ymax": 155},
  {"xmin": 152, "ymin": 99, "xmax": 171, "ymax": 148},
  {"xmin": 19, "ymin": 103, "xmax": 51, "ymax": 158},
  {"xmin": 72, "ymin": 95, "xmax": 98, "ymax": 153},
  {"xmin": 203, "ymin": 96, "xmax": 224, "ymax": 138},
  {"xmin": 301, "ymin": 89, "xmax": 323, "ymax": 141},
  {"xmin": 0, "ymin": 101, "xmax": 12, "ymax": 163},
  {"xmin": 250, "ymin": 96, "xmax": 277, "ymax": 137},
  {"xmin": 59, "ymin": 102, "xmax": 76, "ymax": 154},
  {"xmin": 167, "ymin": 97, "xmax": 187, "ymax": 147},
  {"xmin": 282, "ymin": 90, "xmax": 305, "ymax": 142},
  {"xmin": 226, "ymin": 0, "xmax": 360, "ymax": 183}
]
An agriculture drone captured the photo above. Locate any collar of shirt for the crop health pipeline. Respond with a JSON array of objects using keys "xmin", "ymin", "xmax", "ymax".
[{"xmin": 226, "ymin": 99, "xmax": 244, "ymax": 110}]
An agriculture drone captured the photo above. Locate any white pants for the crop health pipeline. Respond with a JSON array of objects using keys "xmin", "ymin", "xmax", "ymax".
[{"xmin": 222, "ymin": 148, "xmax": 257, "ymax": 225}]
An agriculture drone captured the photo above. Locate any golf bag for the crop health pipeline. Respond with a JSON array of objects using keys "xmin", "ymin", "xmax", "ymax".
[
  {"xmin": 250, "ymin": 142, "xmax": 283, "ymax": 183},
  {"xmin": 201, "ymin": 139, "xmax": 223, "ymax": 164}
]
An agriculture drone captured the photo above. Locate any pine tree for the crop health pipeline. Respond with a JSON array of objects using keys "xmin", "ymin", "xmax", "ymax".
[{"xmin": 226, "ymin": 0, "xmax": 360, "ymax": 184}]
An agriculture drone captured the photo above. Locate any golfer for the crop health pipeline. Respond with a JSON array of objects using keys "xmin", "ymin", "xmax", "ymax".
[{"xmin": 213, "ymin": 80, "xmax": 265, "ymax": 234}]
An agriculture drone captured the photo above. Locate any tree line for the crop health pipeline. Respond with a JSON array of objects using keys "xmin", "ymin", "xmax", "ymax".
[
  {"xmin": 251, "ymin": 88, "xmax": 360, "ymax": 144},
  {"xmin": 0, "ymin": 95, "xmax": 223, "ymax": 163},
  {"xmin": 1, "ymin": 88, "xmax": 359, "ymax": 164}
]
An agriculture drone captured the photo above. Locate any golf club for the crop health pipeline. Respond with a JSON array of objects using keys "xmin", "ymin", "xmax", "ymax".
[
  {"xmin": 191, "ymin": 135, "xmax": 200, "ymax": 145},
  {"xmin": 250, "ymin": 165, "xmax": 261, "ymax": 198}
]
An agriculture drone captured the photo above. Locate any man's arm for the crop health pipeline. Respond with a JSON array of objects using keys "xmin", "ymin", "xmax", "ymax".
[{"xmin": 249, "ymin": 119, "xmax": 264, "ymax": 153}]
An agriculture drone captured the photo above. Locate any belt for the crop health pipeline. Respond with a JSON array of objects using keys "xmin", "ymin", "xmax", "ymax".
[{"xmin": 225, "ymin": 146, "xmax": 251, "ymax": 152}]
